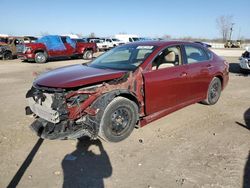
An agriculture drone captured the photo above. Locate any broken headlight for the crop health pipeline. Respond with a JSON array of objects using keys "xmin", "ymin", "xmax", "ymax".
[{"xmin": 66, "ymin": 94, "xmax": 89, "ymax": 107}]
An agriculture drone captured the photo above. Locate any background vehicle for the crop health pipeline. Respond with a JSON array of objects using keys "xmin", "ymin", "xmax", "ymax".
[
  {"xmin": 239, "ymin": 46, "xmax": 250, "ymax": 73},
  {"xmin": 101, "ymin": 38, "xmax": 124, "ymax": 48},
  {"xmin": 0, "ymin": 36, "xmax": 35, "ymax": 60},
  {"xmin": 194, "ymin": 41, "xmax": 212, "ymax": 48},
  {"xmin": 25, "ymin": 41, "xmax": 229, "ymax": 143},
  {"xmin": 17, "ymin": 35, "xmax": 97, "ymax": 63},
  {"xmin": 85, "ymin": 37, "xmax": 109, "ymax": 51},
  {"xmin": 224, "ymin": 40, "xmax": 242, "ymax": 48},
  {"xmin": 114, "ymin": 34, "xmax": 140, "ymax": 43}
]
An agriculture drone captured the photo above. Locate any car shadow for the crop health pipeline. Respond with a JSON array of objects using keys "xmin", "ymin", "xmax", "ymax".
[
  {"xmin": 62, "ymin": 137, "xmax": 112, "ymax": 188},
  {"xmin": 235, "ymin": 108, "xmax": 250, "ymax": 188},
  {"xmin": 229, "ymin": 62, "xmax": 250, "ymax": 76},
  {"xmin": 229, "ymin": 63, "xmax": 241, "ymax": 73}
]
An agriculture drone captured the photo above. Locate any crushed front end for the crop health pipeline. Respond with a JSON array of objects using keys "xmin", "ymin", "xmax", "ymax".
[
  {"xmin": 25, "ymin": 85, "xmax": 100, "ymax": 140},
  {"xmin": 25, "ymin": 68, "xmax": 145, "ymax": 140}
]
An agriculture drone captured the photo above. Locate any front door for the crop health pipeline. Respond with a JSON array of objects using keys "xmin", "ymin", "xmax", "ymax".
[{"xmin": 143, "ymin": 45, "xmax": 189, "ymax": 115}]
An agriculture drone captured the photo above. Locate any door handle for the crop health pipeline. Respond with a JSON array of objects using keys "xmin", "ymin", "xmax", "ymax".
[{"xmin": 180, "ymin": 72, "xmax": 187, "ymax": 77}]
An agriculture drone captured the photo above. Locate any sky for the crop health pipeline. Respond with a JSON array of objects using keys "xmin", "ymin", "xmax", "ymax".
[{"xmin": 1, "ymin": 0, "xmax": 250, "ymax": 39}]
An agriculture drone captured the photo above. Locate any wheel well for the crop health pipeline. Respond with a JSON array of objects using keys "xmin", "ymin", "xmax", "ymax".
[
  {"xmin": 215, "ymin": 75, "xmax": 223, "ymax": 88},
  {"xmin": 34, "ymin": 50, "xmax": 46, "ymax": 54},
  {"xmin": 84, "ymin": 48, "xmax": 93, "ymax": 52},
  {"xmin": 92, "ymin": 90, "xmax": 140, "ymax": 113},
  {"xmin": 118, "ymin": 93, "xmax": 140, "ymax": 110},
  {"xmin": 4, "ymin": 50, "xmax": 12, "ymax": 54}
]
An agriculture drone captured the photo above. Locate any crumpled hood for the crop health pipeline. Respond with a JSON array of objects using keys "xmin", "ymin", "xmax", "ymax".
[{"xmin": 34, "ymin": 64, "xmax": 127, "ymax": 88}]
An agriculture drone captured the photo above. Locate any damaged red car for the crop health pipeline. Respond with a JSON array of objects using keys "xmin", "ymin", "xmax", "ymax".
[{"xmin": 26, "ymin": 41, "xmax": 229, "ymax": 142}]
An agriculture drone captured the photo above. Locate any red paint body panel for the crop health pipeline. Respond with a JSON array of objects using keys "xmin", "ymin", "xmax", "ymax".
[{"xmin": 143, "ymin": 65, "xmax": 190, "ymax": 115}]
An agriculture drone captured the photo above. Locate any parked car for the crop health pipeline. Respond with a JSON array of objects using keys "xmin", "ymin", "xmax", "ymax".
[
  {"xmin": 17, "ymin": 35, "xmax": 97, "ymax": 63},
  {"xmin": 101, "ymin": 38, "xmax": 124, "ymax": 48},
  {"xmin": 224, "ymin": 40, "xmax": 242, "ymax": 48},
  {"xmin": 85, "ymin": 37, "xmax": 109, "ymax": 51},
  {"xmin": 239, "ymin": 46, "xmax": 250, "ymax": 73},
  {"xmin": 0, "ymin": 36, "xmax": 35, "ymax": 60},
  {"xmin": 194, "ymin": 41, "xmax": 212, "ymax": 48},
  {"xmin": 25, "ymin": 41, "xmax": 229, "ymax": 142}
]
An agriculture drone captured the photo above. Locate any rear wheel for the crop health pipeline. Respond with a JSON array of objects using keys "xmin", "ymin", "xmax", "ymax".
[
  {"xmin": 35, "ymin": 52, "xmax": 47, "ymax": 63},
  {"xmin": 99, "ymin": 97, "xmax": 138, "ymax": 142},
  {"xmin": 83, "ymin": 50, "xmax": 93, "ymax": 60},
  {"xmin": 3, "ymin": 51, "xmax": 13, "ymax": 60},
  {"xmin": 202, "ymin": 77, "xmax": 222, "ymax": 105}
]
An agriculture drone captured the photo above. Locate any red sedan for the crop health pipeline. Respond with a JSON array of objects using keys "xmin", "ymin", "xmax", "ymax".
[{"xmin": 26, "ymin": 41, "xmax": 229, "ymax": 142}]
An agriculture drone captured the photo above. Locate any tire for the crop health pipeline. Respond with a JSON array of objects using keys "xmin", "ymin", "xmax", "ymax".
[
  {"xmin": 83, "ymin": 50, "xmax": 93, "ymax": 60},
  {"xmin": 202, "ymin": 77, "xmax": 222, "ymax": 105},
  {"xmin": 35, "ymin": 52, "xmax": 47, "ymax": 63},
  {"xmin": 99, "ymin": 97, "xmax": 138, "ymax": 142},
  {"xmin": 3, "ymin": 51, "xmax": 13, "ymax": 60}
]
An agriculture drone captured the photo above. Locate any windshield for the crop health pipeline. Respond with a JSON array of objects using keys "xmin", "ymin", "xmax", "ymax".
[
  {"xmin": 132, "ymin": 37, "xmax": 140, "ymax": 42},
  {"xmin": 89, "ymin": 45, "xmax": 156, "ymax": 71}
]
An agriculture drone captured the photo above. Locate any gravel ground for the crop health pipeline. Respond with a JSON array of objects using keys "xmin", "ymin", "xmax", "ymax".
[{"xmin": 0, "ymin": 55, "xmax": 249, "ymax": 188}]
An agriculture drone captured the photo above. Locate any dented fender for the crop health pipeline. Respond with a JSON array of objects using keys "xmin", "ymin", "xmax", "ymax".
[{"xmin": 66, "ymin": 67, "xmax": 145, "ymax": 120}]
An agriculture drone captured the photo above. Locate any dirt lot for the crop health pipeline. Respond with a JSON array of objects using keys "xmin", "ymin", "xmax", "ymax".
[{"xmin": 0, "ymin": 55, "xmax": 249, "ymax": 188}]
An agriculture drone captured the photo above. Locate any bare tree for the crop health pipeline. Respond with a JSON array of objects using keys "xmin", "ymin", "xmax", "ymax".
[
  {"xmin": 76, "ymin": 33, "xmax": 83, "ymax": 38},
  {"xmin": 162, "ymin": 34, "xmax": 171, "ymax": 39},
  {"xmin": 40, "ymin": 31, "xmax": 50, "ymax": 36},
  {"xmin": 89, "ymin": 32, "xmax": 96, "ymax": 38},
  {"xmin": 216, "ymin": 15, "xmax": 233, "ymax": 42}
]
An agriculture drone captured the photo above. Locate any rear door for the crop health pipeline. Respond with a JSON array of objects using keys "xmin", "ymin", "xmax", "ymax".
[
  {"xmin": 143, "ymin": 45, "xmax": 189, "ymax": 115},
  {"xmin": 182, "ymin": 44, "xmax": 213, "ymax": 100}
]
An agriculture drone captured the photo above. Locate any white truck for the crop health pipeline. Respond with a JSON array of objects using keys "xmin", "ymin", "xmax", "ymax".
[
  {"xmin": 101, "ymin": 38, "xmax": 125, "ymax": 48},
  {"xmin": 114, "ymin": 34, "xmax": 140, "ymax": 43}
]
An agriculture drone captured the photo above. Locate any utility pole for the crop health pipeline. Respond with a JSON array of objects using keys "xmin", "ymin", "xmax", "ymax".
[{"xmin": 229, "ymin": 23, "xmax": 235, "ymax": 41}]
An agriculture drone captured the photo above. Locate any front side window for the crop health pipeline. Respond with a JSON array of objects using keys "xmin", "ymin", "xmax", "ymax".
[
  {"xmin": 152, "ymin": 46, "xmax": 182, "ymax": 70},
  {"xmin": 184, "ymin": 45, "xmax": 209, "ymax": 64},
  {"xmin": 89, "ymin": 45, "xmax": 156, "ymax": 71}
]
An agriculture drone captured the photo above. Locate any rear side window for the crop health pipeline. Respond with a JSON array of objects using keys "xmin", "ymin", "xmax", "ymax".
[{"xmin": 184, "ymin": 45, "xmax": 209, "ymax": 64}]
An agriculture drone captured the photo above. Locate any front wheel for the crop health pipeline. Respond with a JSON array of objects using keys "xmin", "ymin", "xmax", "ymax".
[
  {"xmin": 99, "ymin": 97, "xmax": 138, "ymax": 142},
  {"xmin": 35, "ymin": 52, "xmax": 47, "ymax": 63},
  {"xmin": 3, "ymin": 51, "xmax": 13, "ymax": 60},
  {"xmin": 83, "ymin": 50, "xmax": 93, "ymax": 60},
  {"xmin": 202, "ymin": 77, "xmax": 222, "ymax": 105}
]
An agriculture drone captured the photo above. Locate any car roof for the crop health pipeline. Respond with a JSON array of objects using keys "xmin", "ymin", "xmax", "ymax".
[{"xmin": 123, "ymin": 40, "xmax": 197, "ymax": 47}]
